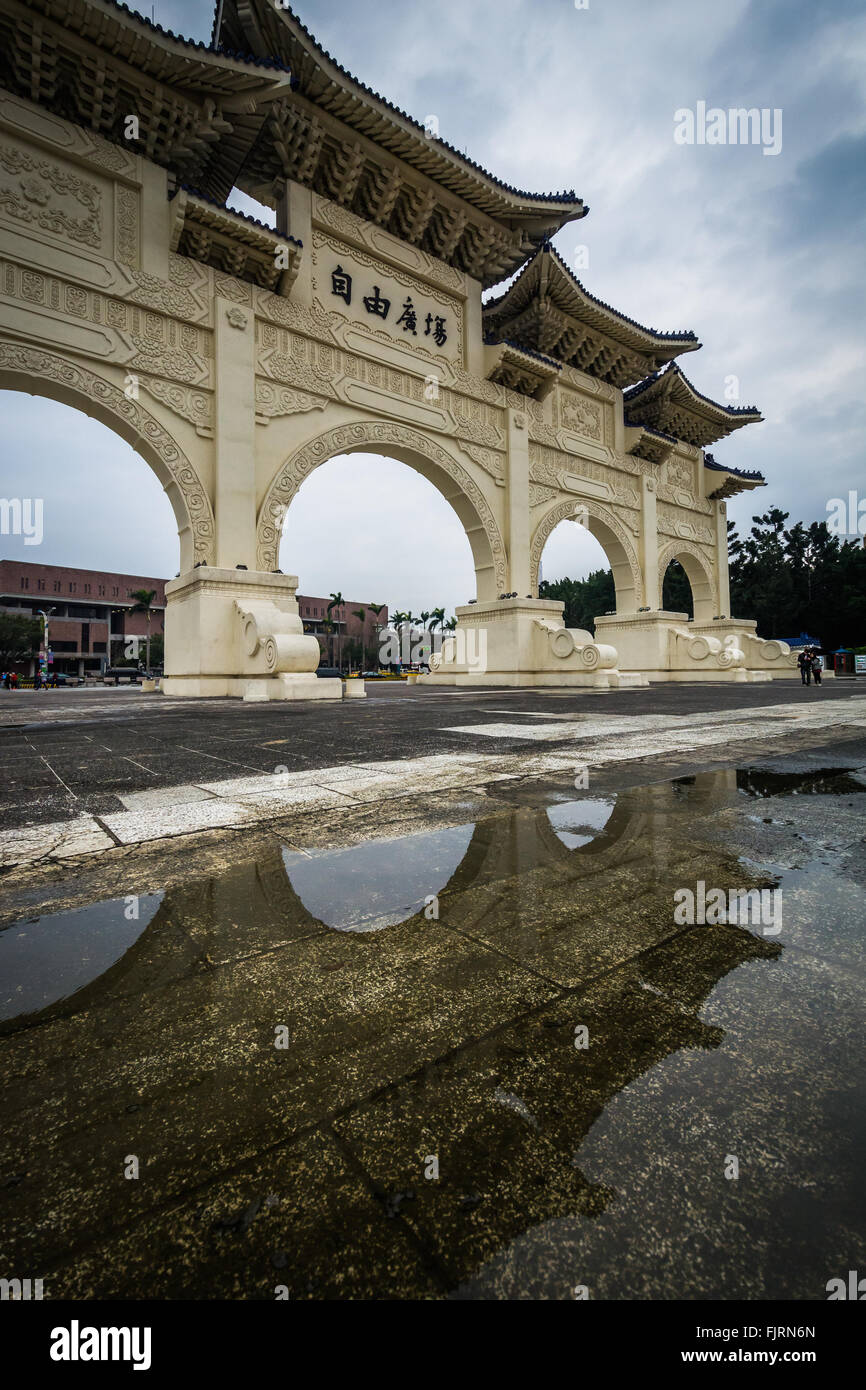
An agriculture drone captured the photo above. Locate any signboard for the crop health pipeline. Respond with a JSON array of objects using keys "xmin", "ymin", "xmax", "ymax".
[{"xmin": 856, "ymin": 655, "xmax": 866, "ymax": 674}]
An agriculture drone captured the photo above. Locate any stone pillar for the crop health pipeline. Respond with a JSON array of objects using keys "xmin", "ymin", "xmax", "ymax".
[
  {"xmin": 640, "ymin": 473, "xmax": 660, "ymax": 610},
  {"xmin": 506, "ymin": 408, "xmax": 531, "ymax": 596},
  {"xmin": 276, "ymin": 180, "xmax": 312, "ymax": 306},
  {"xmin": 213, "ymin": 297, "xmax": 257, "ymax": 571},
  {"xmin": 715, "ymin": 499, "xmax": 731, "ymax": 617}
]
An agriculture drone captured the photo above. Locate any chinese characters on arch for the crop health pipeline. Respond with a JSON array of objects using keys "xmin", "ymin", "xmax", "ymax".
[{"xmin": 331, "ymin": 264, "xmax": 448, "ymax": 347}]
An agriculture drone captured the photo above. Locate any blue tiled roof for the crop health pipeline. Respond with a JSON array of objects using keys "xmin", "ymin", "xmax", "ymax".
[
  {"xmin": 625, "ymin": 365, "xmax": 760, "ymax": 416},
  {"xmin": 703, "ymin": 452, "xmax": 763, "ymax": 480},
  {"xmin": 485, "ymin": 241, "xmax": 699, "ymax": 344},
  {"xmin": 108, "ymin": 2, "xmax": 293, "ymax": 71}
]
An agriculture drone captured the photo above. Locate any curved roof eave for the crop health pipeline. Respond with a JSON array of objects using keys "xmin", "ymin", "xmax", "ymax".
[
  {"xmin": 211, "ymin": 0, "xmax": 587, "ymax": 224},
  {"xmin": 484, "ymin": 241, "xmax": 701, "ymax": 351}
]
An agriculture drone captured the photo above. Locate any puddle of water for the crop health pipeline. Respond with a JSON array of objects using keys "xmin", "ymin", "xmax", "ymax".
[
  {"xmin": 0, "ymin": 765, "xmax": 864, "ymax": 1299},
  {"xmin": 281, "ymin": 823, "xmax": 474, "ymax": 932},
  {"xmin": 546, "ymin": 796, "xmax": 618, "ymax": 848},
  {"xmin": 0, "ymin": 893, "xmax": 163, "ymax": 1023}
]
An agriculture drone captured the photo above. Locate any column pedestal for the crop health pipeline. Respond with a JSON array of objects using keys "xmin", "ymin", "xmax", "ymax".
[
  {"xmin": 419, "ymin": 597, "xmax": 646, "ymax": 688},
  {"xmin": 161, "ymin": 568, "xmax": 342, "ymax": 700}
]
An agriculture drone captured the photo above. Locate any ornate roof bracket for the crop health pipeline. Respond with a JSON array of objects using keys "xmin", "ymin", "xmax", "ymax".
[
  {"xmin": 171, "ymin": 188, "xmax": 303, "ymax": 293},
  {"xmin": 484, "ymin": 342, "xmax": 562, "ymax": 400}
]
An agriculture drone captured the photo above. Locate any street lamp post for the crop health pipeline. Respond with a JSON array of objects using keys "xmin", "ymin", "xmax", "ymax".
[{"xmin": 37, "ymin": 607, "xmax": 55, "ymax": 685}]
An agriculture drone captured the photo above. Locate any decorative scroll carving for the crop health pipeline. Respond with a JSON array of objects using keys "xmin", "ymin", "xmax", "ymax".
[
  {"xmin": 130, "ymin": 263, "xmax": 209, "ymax": 323},
  {"xmin": 256, "ymin": 421, "xmax": 507, "ymax": 591},
  {"xmin": 114, "ymin": 185, "xmax": 139, "ymax": 266},
  {"xmin": 0, "ymin": 142, "xmax": 101, "ymax": 246},
  {"xmin": 255, "ymin": 379, "xmax": 328, "ymax": 423},
  {"xmin": 559, "ymin": 391, "xmax": 602, "ymax": 440},
  {"xmin": 459, "ymin": 443, "xmax": 506, "ymax": 484},
  {"xmin": 138, "ymin": 376, "xmax": 213, "ymax": 437},
  {"xmin": 0, "ymin": 341, "xmax": 214, "ymax": 562}
]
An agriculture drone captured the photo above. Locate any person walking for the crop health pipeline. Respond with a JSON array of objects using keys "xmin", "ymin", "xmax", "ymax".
[
  {"xmin": 797, "ymin": 648, "xmax": 811, "ymax": 686},
  {"xmin": 811, "ymin": 650, "xmax": 823, "ymax": 686}
]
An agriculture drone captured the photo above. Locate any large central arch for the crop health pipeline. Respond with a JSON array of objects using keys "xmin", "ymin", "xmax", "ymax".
[
  {"xmin": 0, "ymin": 340, "xmax": 215, "ymax": 572},
  {"xmin": 256, "ymin": 420, "xmax": 507, "ymax": 600}
]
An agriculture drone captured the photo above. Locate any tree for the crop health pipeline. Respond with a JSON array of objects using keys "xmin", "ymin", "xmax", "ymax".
[
  {"xmin": 368, "ymin": 603, "xmax": 386, "ymax": 668},
  {"xmin": 662, "ymin": 560, "xmax": 693, "ymax": 618},
  {"xmin": 538, "ymin": 570, "xmax": 615, "ymax": 631},
  {"xmin": 130, "ymin": 589, "xmax": 157, "ymax": 672},
  {"xmin": 0, "ymin": 613, "xmax": 40, "ymax": 668}
]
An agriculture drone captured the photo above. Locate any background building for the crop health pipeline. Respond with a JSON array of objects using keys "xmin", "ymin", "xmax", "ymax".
[
  {"xmin": 1, "ymin": 561, "xmax": 387, "ymax": 675},
  {"xmin": 297, "ymin": 596, "xmax": 388, "ymax": 669},
  {"xmin": 0, "ymin": 561, "xmax": 166, "ymax": 677}
]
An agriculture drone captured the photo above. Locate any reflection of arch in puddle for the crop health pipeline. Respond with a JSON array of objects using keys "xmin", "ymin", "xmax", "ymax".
[
  {"xmin": 545, "ymin": 795, "xmax": 618, "ymax": 849},
  {"xmin": 0, "ymin": 893, "xmax": 163, "ymax": 1027},
  {"xmin": 280, "ymin": 822, "xmax": 475, "ymax": 932}
]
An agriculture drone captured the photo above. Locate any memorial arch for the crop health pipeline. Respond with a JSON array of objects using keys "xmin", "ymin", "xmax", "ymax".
[{"xmin": 0, "ymin": 0, "xmax": 795, "ymax": 696}]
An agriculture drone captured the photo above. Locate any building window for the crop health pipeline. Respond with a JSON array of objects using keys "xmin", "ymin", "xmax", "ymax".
[
  {"xmin": 20, "ymin": 577, "xmax": 29, "ymax": 589},
  {"xmin": 37, "ymin": 579, "xmax": 45, "ymax": 591},
  {"xmin": 53, "ymin": 581, "xmax": 61, "ymax": 591},
  {"xmin": 113, "ymin": 587, "xmax": 118, "ymax": 596},
  {"xmin": 98, "ymin": 586, "xmax": 105, "ymax": 596},
  {"xmin": 69, "ymin": 583, "xmax": 75, "ymax": 593},
  {"xmin": 84, "ymin": 584, "xmax": 91, "ymax": 594}
]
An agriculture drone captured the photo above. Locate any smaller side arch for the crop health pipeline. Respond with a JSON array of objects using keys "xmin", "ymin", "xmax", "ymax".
[
  {"xmin": 0, "ymin": 341, "xmax": 215, "ymax": 570},
  {"xmin": 658, "ymin": 540, "xmax": 718, "ymax": 622},
  {"xmin": 530, "ymin": 498, "xmax": 644, "ymax": 613}
]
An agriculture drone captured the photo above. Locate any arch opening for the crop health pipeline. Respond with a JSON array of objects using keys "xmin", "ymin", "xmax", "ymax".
[
  {"xmin": 659, "ymin": 545, "xmax": 717, "ymax": 623},
  {"xmin": 257, "ymin": 423, "xmax": 506, "ymax": 607},
  {"xmin": 0, "ymin": 345, "xmax": 213, "ymax": 573},
  {"xmin": 532, "ymin": 503, "xmax": 643, "ymax": 629}
]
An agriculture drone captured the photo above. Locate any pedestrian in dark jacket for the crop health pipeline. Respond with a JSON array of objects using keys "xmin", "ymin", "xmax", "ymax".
[{"xmin": 797, "ymin": 649, "xmax": 811, "ymax": 685}]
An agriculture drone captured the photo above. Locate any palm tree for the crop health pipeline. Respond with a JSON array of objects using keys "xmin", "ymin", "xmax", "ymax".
[
  {"xmin": 352, "ymin": 608, "xmax": 366, "ymax": 671},
  {"xmin": 430, "ymin": 606, "xmax": 446, "ymax": 634},
  {"xmin": 130, "ymin": 588, "xmax": 157, "ymax": 672},
  {"xmin": 368, "ymin": 603, "xmax": 386, "ymax": 668},
  {"xmin": 327, "ymin": 592, "xmax": 344, "ymax": 670}
]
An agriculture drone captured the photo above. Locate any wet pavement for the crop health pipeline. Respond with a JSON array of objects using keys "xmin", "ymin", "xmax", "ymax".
[{"xmin": 1, "ymin": 742, "xmax": 864, "ymax": 1300}]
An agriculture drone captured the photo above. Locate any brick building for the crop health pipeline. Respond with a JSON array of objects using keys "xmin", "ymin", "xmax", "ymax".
[
  {"xmin": 1, "ymin": 560, "xmax": 387, "ymax": 675},
  {"xmin": 297, "ymin": 596, "xmax": 388, "ymax": 669},
  {"xmin": 0, "ymin": 561, "xmax": 166, "ymax": 677}
]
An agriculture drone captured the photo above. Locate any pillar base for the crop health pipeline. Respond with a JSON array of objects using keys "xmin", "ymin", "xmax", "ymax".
[
  {"xmin": 594, "ymin": 611, "xmax": 788, "ymax": 682},
  {"xmin": 419, "ymin": 597, "xmax": 647, "ymax": 689},
  {"xmin": 163, "ymin": 567, "xmax": 331, "ymax": 700}
]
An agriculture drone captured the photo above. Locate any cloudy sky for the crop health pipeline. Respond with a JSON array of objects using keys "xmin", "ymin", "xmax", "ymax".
[{"xmin": 2, "ymin": 0, "xmax": 864, "ymax": 616}]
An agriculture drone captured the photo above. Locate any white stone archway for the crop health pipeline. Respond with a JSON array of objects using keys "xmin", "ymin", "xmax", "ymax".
[
  {"xmin": 657, "ymin": 540, "xmax": 718, "ymax": 623},
  {"xmin": 530, "ymin": 498, "xmax": 645, "ymax": 614},
  {"xmin": 0, "ymin": 0, "xmax": 793, "ymax": 694}
]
